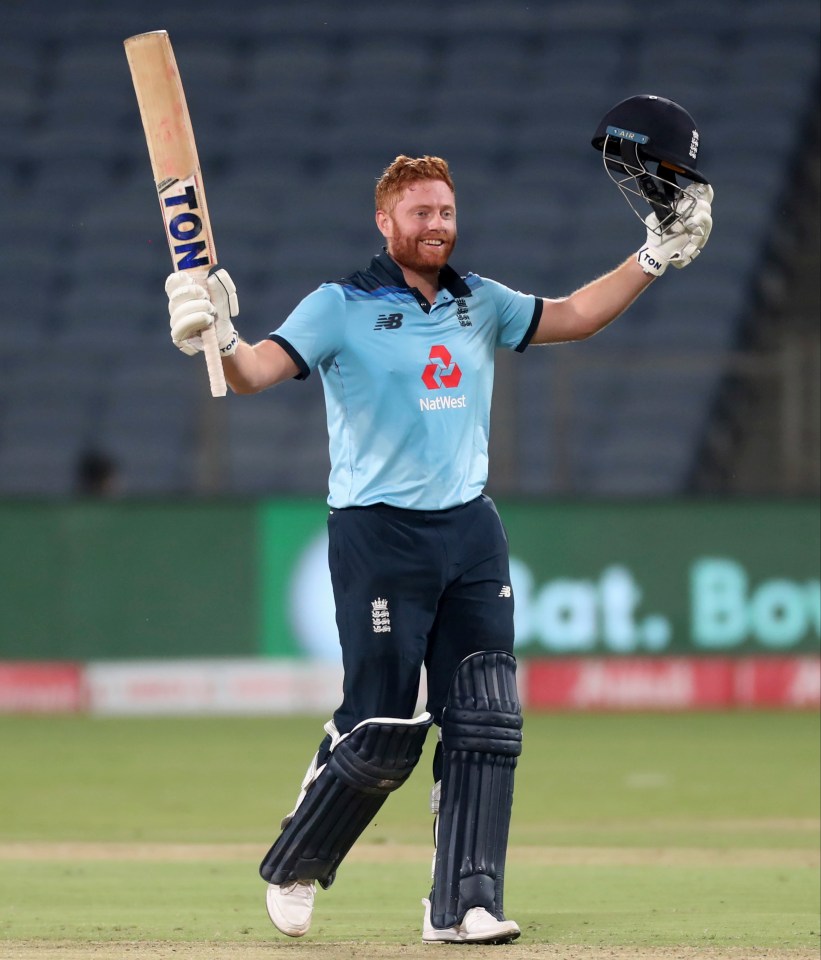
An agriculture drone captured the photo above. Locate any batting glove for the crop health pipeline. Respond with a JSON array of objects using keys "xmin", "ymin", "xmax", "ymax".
[
  {"xmin": 166, "ymin": 267, "xmax": 239, "ymax": 356},
  {"xmin": 637, "ymin": 183, "xmax": 714, "ymax": 277}
]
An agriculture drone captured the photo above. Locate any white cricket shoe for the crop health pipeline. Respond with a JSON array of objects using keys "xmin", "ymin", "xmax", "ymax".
[
  {"xmin": 421, "ymin": 897, "xmax": 521, "ymax": 944},
  {"xmin": 265, "ymin": 880, "xmax": 315, "ymax": 937}
]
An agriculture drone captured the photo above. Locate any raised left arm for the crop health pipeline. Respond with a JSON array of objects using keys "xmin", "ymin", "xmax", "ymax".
[
  {"xmin": 531, "ymin": 182, "xmax": 713, "ymax": 345},
  {"xmin": 531, "ymin": 256, "xmax": 653, "ymax": 345}
]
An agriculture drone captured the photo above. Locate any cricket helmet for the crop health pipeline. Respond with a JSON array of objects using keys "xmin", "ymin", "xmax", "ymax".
[{"xmin": 592, "ymin": 94, "xmax": 708, "ymax": 234}]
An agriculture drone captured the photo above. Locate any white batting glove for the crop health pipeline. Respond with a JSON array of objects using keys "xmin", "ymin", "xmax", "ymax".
[
  {"xmin": 637, "ymin": 183, "xmax": 714, "ymax": 277},
  {"xmin": 166, "ymin": 267, "xmax": 239, "ymax": 356}
]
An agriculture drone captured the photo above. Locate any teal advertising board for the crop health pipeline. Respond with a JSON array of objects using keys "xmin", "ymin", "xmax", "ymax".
[{"xmin": 498, "ymin": 501, "xmax": 820, "ymax": 657}]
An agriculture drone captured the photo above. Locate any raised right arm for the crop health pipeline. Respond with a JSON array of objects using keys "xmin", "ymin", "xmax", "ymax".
[{"xmin": 166, "ymin": 267, "xmax": 300, "ymax": 394}]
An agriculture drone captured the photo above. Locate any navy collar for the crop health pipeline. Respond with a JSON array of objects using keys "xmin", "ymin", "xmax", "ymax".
[{"xmin": 370, "ymin": 250, "xmax": 472, "ymax": 300}]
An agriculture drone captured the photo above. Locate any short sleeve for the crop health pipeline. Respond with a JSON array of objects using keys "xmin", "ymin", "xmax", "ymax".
[
  {"xmin": 480, "ymin": 277, "xmax": 542, "ymax": 352},
  {"xmin": 268, "ymin": 284, "xmax": 346, "ymax": 377}
]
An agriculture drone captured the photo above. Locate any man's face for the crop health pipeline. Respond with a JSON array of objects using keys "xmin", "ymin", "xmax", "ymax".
[{"xmin": 376, "ymin": 179, "xmax": 457, "ymax": 274}]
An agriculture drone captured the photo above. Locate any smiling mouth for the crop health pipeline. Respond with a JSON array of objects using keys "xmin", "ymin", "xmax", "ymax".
[{"xmin": 422, "ymin": 239, "xmax": 445, "ymax": 247}]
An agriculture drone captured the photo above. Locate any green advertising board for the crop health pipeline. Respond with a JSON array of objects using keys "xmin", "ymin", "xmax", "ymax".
[
  {"xmin": 0, "ymin": 502, "xmax": 258, "ymax": 659},
  {"xmin": 1, "ymin": 500, "xmax": 818, "ymax": 661},
  {"xmin": 258, "ymin": 499, "xmax": 330, "ymax": 657},
  {"xmin": 258, "ymin": 499, "xmax": 821, "ymax": 660}
]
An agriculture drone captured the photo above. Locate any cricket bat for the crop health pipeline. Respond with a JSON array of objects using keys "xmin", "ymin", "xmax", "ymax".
[{"xmin": 124, "ymin": 30, "xmax": 227, "ymax": 398}]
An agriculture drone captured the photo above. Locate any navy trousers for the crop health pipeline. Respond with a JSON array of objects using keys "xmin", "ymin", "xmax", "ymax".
[{"xmin": 326, "ymin": 494, "xmax": 515, "ymax": 735}]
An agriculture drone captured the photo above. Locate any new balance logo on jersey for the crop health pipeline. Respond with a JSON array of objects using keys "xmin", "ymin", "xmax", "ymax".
[
  {"xmin": 374, "ymin": 313, "xmax": 403, "ymax": 330},
  {"xmin": 498, "ymin": 586, "xmax": 512, "ymax": 598},
  {"xmin": 422, "ymin": 345, "xmax": 462, "ymax": 389}
]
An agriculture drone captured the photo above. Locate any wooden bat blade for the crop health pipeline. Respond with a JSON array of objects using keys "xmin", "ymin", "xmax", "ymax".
[
  {"xmin": 124, "ymin": 31, "xmax": 196, "ymax": 179},
  {"xmin": 124, "ymin": 30, "xmax": 226, "ymax": 398}
]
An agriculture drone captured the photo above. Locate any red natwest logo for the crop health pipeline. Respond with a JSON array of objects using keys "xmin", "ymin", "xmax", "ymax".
[{"xmin": 422, "ymin": 345, "xmax": 462, "ymax": 390}]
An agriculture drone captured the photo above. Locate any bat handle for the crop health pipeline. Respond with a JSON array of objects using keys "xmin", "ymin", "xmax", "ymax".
[{"xmin": 202, "ymin": 324, "xmax": 227, "ymax": 397}]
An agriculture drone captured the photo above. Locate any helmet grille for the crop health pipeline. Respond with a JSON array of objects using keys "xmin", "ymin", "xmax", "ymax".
[{"xmin": 602, "ymin": 133, "xmax": 695, "ymax": 236}]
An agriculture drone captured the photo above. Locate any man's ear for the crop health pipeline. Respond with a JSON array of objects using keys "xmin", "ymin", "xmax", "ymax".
[{"xmin": 375, "ymin": 209, "xmax": 391, "ymax": 239}]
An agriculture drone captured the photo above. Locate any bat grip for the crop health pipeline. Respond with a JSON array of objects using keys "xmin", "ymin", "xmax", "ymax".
[{"xmin": 202, "ymin": 324, "xmax": 227, "ymax": 397}]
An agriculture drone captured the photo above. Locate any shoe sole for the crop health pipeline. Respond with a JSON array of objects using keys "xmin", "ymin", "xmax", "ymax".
[
  {"xmin": 421, "ymin": 900, "xmax": 520, "ymax": 944},
  {"xmin": 423, "ymin": 929, "xmax": 521, "ymax": 944}
]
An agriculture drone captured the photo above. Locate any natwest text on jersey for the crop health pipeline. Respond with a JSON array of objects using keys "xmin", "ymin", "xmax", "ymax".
[{"xmin": 419, "ymin": 394, "xmax": 468, "ymax": 412}]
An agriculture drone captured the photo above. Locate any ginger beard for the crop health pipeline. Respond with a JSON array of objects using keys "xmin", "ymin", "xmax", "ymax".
[{"xmin": 386, "ymin": 224, "xmax": 457, "ymax": 275}]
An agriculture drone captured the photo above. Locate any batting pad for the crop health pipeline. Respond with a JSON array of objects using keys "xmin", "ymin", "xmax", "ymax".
[
  {"xmin": 430, "ymin": 651, "xmax": 522, "ymax": 929},
  {"xmin": 260, "ymin": 713, "xmax": 433, "ymax": 889}
]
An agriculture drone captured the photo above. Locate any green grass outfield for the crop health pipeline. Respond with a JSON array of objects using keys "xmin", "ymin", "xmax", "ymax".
[{"xmin": 0, "ymin": 711, "xmax": 818, "ymax": 959}]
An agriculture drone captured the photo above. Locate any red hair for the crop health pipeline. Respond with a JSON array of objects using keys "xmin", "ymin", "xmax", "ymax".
[{"xmin": 375, "ymin": 155, "xmax": 455, "ymax": 213}]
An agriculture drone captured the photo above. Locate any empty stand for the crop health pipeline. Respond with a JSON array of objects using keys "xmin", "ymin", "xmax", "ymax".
[{"xmin": 0, "ymin": 0, "xmax": 818, "ymax": 497}]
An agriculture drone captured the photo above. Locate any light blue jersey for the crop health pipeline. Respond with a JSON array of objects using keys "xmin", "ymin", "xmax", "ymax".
[{"xmin": 271, "ymin": 252, "xmax": 541, "ymax": 509}]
